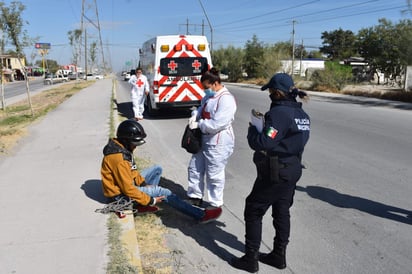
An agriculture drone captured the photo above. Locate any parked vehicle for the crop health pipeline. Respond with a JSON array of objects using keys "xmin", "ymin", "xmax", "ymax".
[
  {"xmin": 124, "ymin": 72, "xmax": 131, "ymax": 81},
  {"xmin": 139, "ymin": 34, "xmax": 212, "ymax": 114},
  {"xmin": 44, "ymin": 73, "xmax": 68, "ymax": 85},
  {"xmin": 68, "ymin": 72, "xmax": 79, "ymax": 80}
]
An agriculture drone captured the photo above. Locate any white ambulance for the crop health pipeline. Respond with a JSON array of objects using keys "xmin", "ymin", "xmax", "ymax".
[{"xmin": 139, "ymin": 35, "xmax": 212, "ymax": 114}]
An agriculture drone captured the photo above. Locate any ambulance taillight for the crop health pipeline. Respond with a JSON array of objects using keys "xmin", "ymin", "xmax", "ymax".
[
  {"xmin": 153, "ymin": 81, "xmax": 159, "ymax": 94},
  {"xmin": 197, "ymin": 44, "xmax": 206, "ymax": 51}
]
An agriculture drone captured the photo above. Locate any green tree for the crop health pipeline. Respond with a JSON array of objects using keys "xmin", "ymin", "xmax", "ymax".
[
  {"xmin": 272, "ymin": 41, "xmax": 292, "ymax": 59},
  {"xmin": 261, "ymin": 44, "xmax": 282, "ymax": 78},
  {"xmin": 89, "ymin": 41, "xmax": 98, "ymax": 72},
  {"xmin": 212, "ymin": 45, "xmax": 244, "ymax": 82},
  {"xmin": 243, "ymin": 34, "xmax": 264, "ymax": 78},
  {"xmin": 226, "ymin": 46, "xmax": 244, "ymax": 82},
  {"xmin": 396, "ymin": 19, "xmax": 412, "ymax": 65},
  {"xmin": 67, "ymin": 29, "xmax": 82, "ymax": 66},
  {"xmin": 311, "ymin": 61, "xmax": 353, "ymax": 91},
  {"xmin": 357, "ymin": 19, "xmax": 412, "ymax": 77},
  {"xmin": 0, "ymin": 1, "xmax": 33, "ymax": 115},
  {"xmin": 320, "ymin": 28, "xmax": 357, "ymax": 60},
  {"xmin": 35, "ymin": 59, "xmax": 60, "ymax": 73}
]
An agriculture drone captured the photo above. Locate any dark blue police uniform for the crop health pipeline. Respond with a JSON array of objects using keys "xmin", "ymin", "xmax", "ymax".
[
  {"xmin": 246, "ymin": 98, "xmax": 310, "ymax": 252},
  {"xmin": 231, "ymin": 72, "xmax": 310, "ymax": 273}
]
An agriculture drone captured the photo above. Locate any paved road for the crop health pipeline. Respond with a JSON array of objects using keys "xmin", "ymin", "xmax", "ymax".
[
  {"xmin": 1, "ymin": 77, "xmax": 410, "ymax": 274},
  {"xmin": 0, "ymin": 79, "xmax": 112, "ymax": 273},
  {"xmin": 116, "ymin": 78, "xmax": 412, "ymax": 274}
]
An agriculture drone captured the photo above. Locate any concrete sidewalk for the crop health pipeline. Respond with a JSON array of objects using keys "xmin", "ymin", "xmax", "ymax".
[{"xmin": 0, "ymin": 79, "xmax": 113, "ymax": 273}]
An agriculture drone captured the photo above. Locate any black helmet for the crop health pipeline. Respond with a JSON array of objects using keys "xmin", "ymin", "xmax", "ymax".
[{"xmin": 116, "ymin": 119, "xmax": 147, "ymax": 146}]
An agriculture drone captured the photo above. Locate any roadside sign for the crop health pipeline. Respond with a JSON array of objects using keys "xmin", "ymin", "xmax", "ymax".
[{"xmin": 34, "ymin": 43, "xmax": 51, "ymax": 49}]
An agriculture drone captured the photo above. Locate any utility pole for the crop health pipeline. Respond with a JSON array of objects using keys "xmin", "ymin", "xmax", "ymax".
[
  {"xmin": 179, "ymin": 19, "xmax": 203, "ymax": 35},
  {"xmin": 84, "ymin": 28, "xmax": 87, "ymax": 76},
  {"xmin": 299, "ymin": 39, "xmax": 304, "ymax": 77},
  {"xmin": 198, "ymin": 0, "xmax": 213, "ymax": 54},
  {"xmin": 81, "ymin": 0, "xmax": 106, "ymax": 74},
  {"xmin": 291, "ymin": 19, "xmax": 296, "ymax": 76}
]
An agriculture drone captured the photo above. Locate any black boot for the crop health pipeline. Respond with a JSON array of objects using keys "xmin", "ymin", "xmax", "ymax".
[
  {"xmin": 259, "ymin": 245, "xmax": 286, "ymax": 269},
  {"xmin": 231, "ymin": 249, "xmax": 259, "ymax": 273}
]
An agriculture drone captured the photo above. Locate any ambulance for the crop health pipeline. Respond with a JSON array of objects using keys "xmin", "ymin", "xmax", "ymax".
[{"xmin": 139, "ymin": 35, "xmax": 212, "ymax": 114}]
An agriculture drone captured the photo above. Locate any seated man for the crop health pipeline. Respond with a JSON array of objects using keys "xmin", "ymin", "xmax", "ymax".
[{"xmin": 100, "ymin": 119, "xmax": 222, "ymax": 223}]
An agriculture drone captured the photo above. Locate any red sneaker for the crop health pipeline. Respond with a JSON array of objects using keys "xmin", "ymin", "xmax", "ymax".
[
  {"xmin": 200, "ymin": 206, "xmax": 222, "ymax": 224},
  {"xmin": 115, "ymin": 211, "xmax": 126, "ymax": 219},
  {"xmin": 134, "ymin": 205, "xmax": 159, "ymax": 214}
]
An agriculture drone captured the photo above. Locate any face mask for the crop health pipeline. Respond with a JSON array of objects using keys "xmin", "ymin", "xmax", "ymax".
[{"xmin": 204, "ymin": 89, "xmax": 215, "ymax": 98}]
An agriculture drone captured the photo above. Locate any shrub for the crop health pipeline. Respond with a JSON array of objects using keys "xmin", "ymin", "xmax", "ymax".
[{"xmin": 311, "ymin": 61, "xmax": 353, "ymax": 91}]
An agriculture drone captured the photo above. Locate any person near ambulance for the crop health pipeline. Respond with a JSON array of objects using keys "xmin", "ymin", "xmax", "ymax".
[
  {"xmin": 231, "ymin": 73, "xmax": 310, "ymax": 273},
  {"xmin": 101, "ymin": 119, "xmax": 223, "ymax": 223},
  {"xmin": 187, "ymin": 68, "xmax": 237, "ymax": 217},
  {"xmin": 128, "ymin": 67, "xmax": 149, "ymax": 120}
]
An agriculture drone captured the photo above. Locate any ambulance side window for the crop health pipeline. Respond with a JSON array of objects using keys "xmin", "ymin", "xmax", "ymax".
[{"xmin": 159, "ymin": 57, "xmax": 208, "ymax": 76}]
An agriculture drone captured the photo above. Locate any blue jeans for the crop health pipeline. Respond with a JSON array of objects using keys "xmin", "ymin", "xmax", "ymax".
[{"xmin": 139, "ymin": 165, "xmax": 205, "ymax": 220}]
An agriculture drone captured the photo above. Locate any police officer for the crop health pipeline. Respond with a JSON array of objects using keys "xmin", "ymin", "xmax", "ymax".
[{"xmin": 231, "ymin": 73, "xmax": 310, "ymax": 273}]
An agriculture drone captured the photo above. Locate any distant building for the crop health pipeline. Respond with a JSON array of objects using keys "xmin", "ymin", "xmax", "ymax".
[
  {"xmin": 0, "ymin": 54, "xmax": 26, "ymax": 82},
  {"xmin": 281, "ymin": 59, "xmax": 325, "ymax": 78}
]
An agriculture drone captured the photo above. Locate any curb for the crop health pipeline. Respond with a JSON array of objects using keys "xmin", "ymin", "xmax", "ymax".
[
  {"xmin": 112, "ymin": 79, "xmax": 143, "ymax": 272},
  {"xmin": 118, "ymin": 211, "xmax": 143, "ymax": 272}
]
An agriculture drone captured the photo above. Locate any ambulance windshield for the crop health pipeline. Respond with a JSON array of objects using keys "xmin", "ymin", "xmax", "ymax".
[{"xmin": 159, "ymin": 57, "xmax": 208, "ymax": 76}]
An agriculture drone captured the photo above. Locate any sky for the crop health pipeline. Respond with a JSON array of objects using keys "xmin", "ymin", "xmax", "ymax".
[{"xmin": 7, "ymin": 0, "xmax": 411, "ymax": 72}]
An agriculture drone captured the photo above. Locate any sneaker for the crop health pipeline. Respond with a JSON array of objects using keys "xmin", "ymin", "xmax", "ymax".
[
  {"xmin": 186, "ymin": 197, "xmax": 203, "ymax": 207},
  {"xmin": 200, "ymin": 206, "xmax": 222, "ymax": 224},
  {"xmin": 115, "ymin": 211, "xmax": 126, "ymax": 219},
  {"xmin": 134, "ymin": 205, "xmax": 159, "ymax": 214}
]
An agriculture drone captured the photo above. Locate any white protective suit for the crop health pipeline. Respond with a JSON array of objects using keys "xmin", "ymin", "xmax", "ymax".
[
  {"xmin": 128, "ymin": 73, "xmax": 149, "ymax": 119},
  {"xmin": 187, "ymin": 86, "xmax": 237, "ymax": 207}
]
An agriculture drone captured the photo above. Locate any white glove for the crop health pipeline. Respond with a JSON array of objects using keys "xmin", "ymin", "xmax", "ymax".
[
  {"xmin": 189, "ymin": 120, "xmax": 199, "ymax": 129},
  {"xmin": 191, "ymin": 109, "xmax": 198, "ymax": 117},
  {"xmin": 188, "ymin": 115, "xmax": 196, "ymax": 124}
]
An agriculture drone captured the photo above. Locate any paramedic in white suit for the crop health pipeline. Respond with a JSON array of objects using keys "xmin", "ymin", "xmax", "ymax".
[
  {"xmin": 128, "ymin": 67, "xmax": 149, "ymax": 120},
  {"xmin": 187, "ymin": 68, "xmax": 237, "ymax": 212}
]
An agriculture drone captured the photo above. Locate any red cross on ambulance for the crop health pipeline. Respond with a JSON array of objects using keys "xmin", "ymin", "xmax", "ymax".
[
  {"xmin": 192, "ymin": 59, "xmax": 201, "ymax": 73},
  {"xmin": 168, "ymin": 60, "xmax": 178, "ymax": 73}
]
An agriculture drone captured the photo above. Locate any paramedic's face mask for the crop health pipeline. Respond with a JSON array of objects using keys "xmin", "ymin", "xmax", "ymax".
[{"xmin": 204, "ymin": 89, "xmax": 215, "ymax": 97}]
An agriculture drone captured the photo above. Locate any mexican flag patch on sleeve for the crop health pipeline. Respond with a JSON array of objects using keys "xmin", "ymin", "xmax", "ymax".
[{"xmin": 266, "ymin": 126, "xmax": 278, "ymax": 139}]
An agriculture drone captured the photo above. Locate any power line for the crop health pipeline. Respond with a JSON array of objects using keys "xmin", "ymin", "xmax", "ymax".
[
  {"xmin": 215, "ymin": 0, "xmax": 319, "ymax": 28},
  {"xmin": 216, "ymin": 3, "xmax": 407, "ymax": 33}
]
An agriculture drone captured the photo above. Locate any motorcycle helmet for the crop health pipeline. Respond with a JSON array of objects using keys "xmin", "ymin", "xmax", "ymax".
[{"xmin": 116, "ymin": 119, "xmax": 147, "ymax": 147}]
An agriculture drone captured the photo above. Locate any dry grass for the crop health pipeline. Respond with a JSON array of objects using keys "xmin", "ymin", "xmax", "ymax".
[
  {"xmin": 0, "ymin": 81, "xmax": 94, "ymax": 154},
  {"xmin": 134, "ymin": 213, "xmax": 174, "ymax": 273}
]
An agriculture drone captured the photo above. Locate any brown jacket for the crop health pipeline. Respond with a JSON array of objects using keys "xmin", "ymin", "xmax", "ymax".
[{"xmin": 100, "ymin": 138, "xmax": 152, "ymax": 205}]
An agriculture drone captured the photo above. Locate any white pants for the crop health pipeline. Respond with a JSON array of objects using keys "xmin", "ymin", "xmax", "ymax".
[
  {"xmin": 187, "ymin": 141, "xmax": 234, "ymax": 207},
  {"xmin": 132, "ymin": 95, "xmax": 145, "ymax": 119}
]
